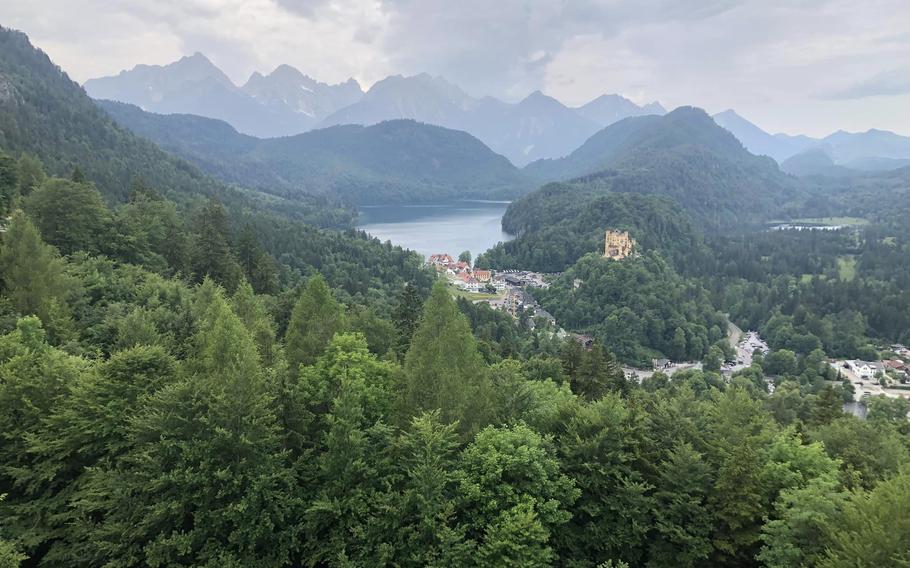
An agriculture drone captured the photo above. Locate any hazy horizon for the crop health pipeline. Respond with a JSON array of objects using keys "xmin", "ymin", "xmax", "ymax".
[{"xmin": 6, "ymin": 0, "xmax": 910, "ymax": 138}]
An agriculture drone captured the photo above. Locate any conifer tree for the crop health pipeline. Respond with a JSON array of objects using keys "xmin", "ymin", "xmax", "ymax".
[
  {"xmin": 0, "ymin": 150, "xmax": 17, "ymax": 214},
  {"xmin": 16, "ymin": 153, "xmax": 45, "ymax": 198},
  {"xmin": 403, "ymin": 280, "xmax": 492, "ymax": 430},
  {"xmin": 23, "ymin": 178, "xmax": 110, "ymax": 255},
  {"xmin": 392, "ymin": 282, "xmax": 423, "ymax": 358},
  {"xmin": 236, "ymin": 224, "xmax": 278, "ymax": 295},
  {"xmin": 284, "ymin": 274, "xmax": 345, "ymax": 372},
  {"xmin": 232, "ymin": 279, "xmax": 277, "ymax": 367},
  {"xmin": 190, "ymin": 198, "xmax": 241, "ymax": 290},
  {"xmin": 0, "ymin": 211, "xmax": 70, "ymax": 323},
  {"xmin": 81, "ymin": 284, "xmax": 299, "ymax": 566},
  {"xmin": 393, "ymin": 411, "xmax": 472, "ymax": 565}
]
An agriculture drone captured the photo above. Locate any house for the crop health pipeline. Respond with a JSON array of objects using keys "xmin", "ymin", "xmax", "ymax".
[
  {"xmin": 428, "ymin": 253, "xmax": 454, "ymax": 266},
  {"xmin": 849, "ymin": 360, "xmax": 884, "ymax": 380},
  {"xmin": 652, "ymin": 358, "xmax": 671, "ymax": 370},
  {"xmin": 473, "ymin": 269, "xmax": 491, "ymax": 282}
]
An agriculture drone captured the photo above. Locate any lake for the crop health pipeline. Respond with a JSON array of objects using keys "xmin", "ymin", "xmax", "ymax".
[{"xmin": 357, "ymin": 200, "xmax": 513, "ymax": 259}]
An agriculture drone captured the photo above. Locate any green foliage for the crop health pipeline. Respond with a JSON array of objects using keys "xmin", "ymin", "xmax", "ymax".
[
  {"xmin": 24, "ymin": 177, "xmax": 110, "ymax": 255},
  {"xmin": 403, "ymin": 281, "xmax": 492, "ymax": 431},
  {"xmin": 285, "ymin": 274, "xmax": 346, "ymax": 371},
  {"xmin": 818, "ymin": 469, "xmax": 910, "ymax": 567},
  {"xmin": 0, "ymin": 210, "xmax": 70, "ymax": 325},
  {"xmin": 459, "ymin": 422, "xmax": 579, "ymax": 561},
  {"xmin": 479, "ymin": 191, "xmax": 702, "ymax": 273},
  {"xmin": 537, "ymin": 252, "xmax": 726, "ymax": 364},
  {"xmin": 0, "ymin": 150, "xmax": 16, "ymax": 214},
  {"xmin": 99, "ymin": 101, "xmax": 532, "ymax": 205},
  {"xmin": 190, "ymin": 198, "xmax": 242, "ymax": 290}
]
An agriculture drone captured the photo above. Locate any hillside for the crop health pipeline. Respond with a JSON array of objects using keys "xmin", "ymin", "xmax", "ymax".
[
  {"xmin": 477, "ymin": 191, "xmax": 702, "ymax": 272},
  {"xmin": 0, "ymin": 26, "xmax": 351, "ymax": 228},
  {"xmin": 520, "ymin": 107, "xmax": 803, "ymax": 229},
  {"xmin": 98, "ymin": 100, "xmax": 532, "ymax": 204}
]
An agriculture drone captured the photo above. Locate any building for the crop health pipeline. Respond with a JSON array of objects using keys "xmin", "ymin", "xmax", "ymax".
[
  {"xmin": 849, "ymin": 360, "xmax": 884, "ymax": 380},
  {"xmin": 604, "ymin": 230, "xmax": 635, "ymax": 260},
  {"xmin": 473, "ymin": 269, "xmax": 491, "ymax": 282},
  {"xmin": 428, "ymin": 253, "xmax": 455, "ymax": 266}
]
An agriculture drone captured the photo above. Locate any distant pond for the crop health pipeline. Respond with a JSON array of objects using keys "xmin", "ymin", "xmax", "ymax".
[{"xmin": 356, "ymin": 200, "xmax": 514, "ymax": 259}]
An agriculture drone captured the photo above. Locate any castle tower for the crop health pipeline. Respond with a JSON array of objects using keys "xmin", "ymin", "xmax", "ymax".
[{"xmin": 604, "ymin": 230, "xmax": 634, "ymax": 260}]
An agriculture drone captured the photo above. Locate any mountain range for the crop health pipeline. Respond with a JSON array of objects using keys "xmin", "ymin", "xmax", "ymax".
[
  {"xmin": 83, "ymin": 53, "xmax": 363, "ymax": 138},
  {"xmin": 712, "ymin": 109, "xmax": 910, "ymax": 172},
  {"xmin": 0, "ymin": 26, "xmax": 352, "ymax": 227},
  {"xmin": 84, "ymin": 54, "xmax": 665, "ymax": 165},
  {"xmin": 97, "ymin": 100, "xmax": 531, "ymax": 204},
  {"xmin": 517, "ymin": 107, "xmax": 802, "ymax": 232}
]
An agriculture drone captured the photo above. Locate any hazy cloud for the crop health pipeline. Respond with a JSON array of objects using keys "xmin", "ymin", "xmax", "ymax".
[
  {"xmin": 4, "ymin": 0, "xmax": 910, "ymax": 136},
  {"xmin": 824, "ymin": 67, "xmax": 910, "ymax": 99}
]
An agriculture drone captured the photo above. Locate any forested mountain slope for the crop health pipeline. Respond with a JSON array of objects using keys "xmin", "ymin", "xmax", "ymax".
[
  {"xmin": 0, "ymin": 26, "xmax": 349, "ymax": 228},
  {"xmin": 515, "ymin": 107, "xmax": 804, "ymax": 233},
  {"xmin": 1, "ymin": 25, "xmax": 909, "ymax": 568},
  {"xmin": 478, "ymin": 191, "xmax": 702, "ymax": 273},
  {"xmin": 99, "ymin": 100, "xmax": 532, "ymax": 204}
]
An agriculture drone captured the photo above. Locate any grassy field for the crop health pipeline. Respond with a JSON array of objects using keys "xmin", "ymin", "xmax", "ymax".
[
  {"xmin": 788, "ymin": 216, "xmax": 868, "ymax": 227},
  {"xmin": 838, "ymin": 256, "xmax": 857, "ymax": 281},
  {"xmin": 446, "ymin": 283, "xmax": 502, "ymax": 301}
]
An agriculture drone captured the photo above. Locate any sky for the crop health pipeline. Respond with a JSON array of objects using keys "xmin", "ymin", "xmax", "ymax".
[{"xmin": 5, "ymin": 0, "xmax": 910, "ymax": 137}]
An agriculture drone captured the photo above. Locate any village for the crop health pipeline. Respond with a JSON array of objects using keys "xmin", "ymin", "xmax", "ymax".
[
  {"xmin": 426, "ymin": 252, "xmax": 560, "ymax": 331},
  {"xmin": 427, "ymin": 229, "xmax": 910, "ymax": 412}
]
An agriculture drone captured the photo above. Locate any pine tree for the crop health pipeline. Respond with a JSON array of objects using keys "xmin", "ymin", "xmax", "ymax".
[
  {"xmin": 0, "ymin": 150, "xmax": 17, "ymax": 214},
  {"xmin": 190, "ymin": 198, "xmax": 241, "ymax": 290},
  {"xmin": 284, "ymin": 274, "xmax": 346, "ymax": 372},
  {"xmin": 0, "ymin": 211, "xmax": 70, "ymax": 323},
  {"xmin": 647, "ymin": 443, "xmax": 714, "ymax": 567},
  {"xmin": 392, "ymin": 282, "xmax": 423, "ymax": 358},
  {"xmin": 403, "ymin": 280, "xmax": 492, "ymax": 431},
  {"xmin": 572, "ymin": 343, "xmax": 627, "ymax": 400},
  {"xmin": 393, "ymin": 411, "xmax": 471, "ymax": 566},
  {"xmin": 232, "ymin": 279, "xmax": 278, "ymax": 367},
  {"xmin": 15, "ymin": 154, "xmax": 44, "ymax": 198},
  {"xmin": 236, "ymin": 224, "xmax": 278, "ymax": 295},
  {"xmin": 81, "ymin": 284, "xmax": 300, "ymax": 566},
  {"xmin": 23, "ymin": 178, "xmax": 110, "ymax": 255}
]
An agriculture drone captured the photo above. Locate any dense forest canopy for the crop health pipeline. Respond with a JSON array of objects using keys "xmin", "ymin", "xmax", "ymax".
[
  {"xmin": 98, "ymin": 100, "xmax": 533, "ymax": 205},
  {"xmin": 1, "ymin": 24, "xmax": 909, "ymax": 568}
]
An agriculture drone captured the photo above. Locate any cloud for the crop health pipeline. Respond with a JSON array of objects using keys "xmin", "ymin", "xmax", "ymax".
[
  {"xmin": 823, "ymin": 67, "xmax": 910, "ymax": 99},
  {"xmin": 5, "ymin": 0, "xmax": 910, "ymax": 135}
]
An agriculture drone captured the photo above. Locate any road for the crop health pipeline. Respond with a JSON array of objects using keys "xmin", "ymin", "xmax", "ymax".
[{"xmin": 727, "ymin": 329, "xmax": 768, "ymax": 373}]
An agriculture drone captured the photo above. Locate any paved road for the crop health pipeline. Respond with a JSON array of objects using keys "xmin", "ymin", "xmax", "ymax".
[{"xmin": 727, "ymin": 330, "xmax": 768, "ymax": 373}]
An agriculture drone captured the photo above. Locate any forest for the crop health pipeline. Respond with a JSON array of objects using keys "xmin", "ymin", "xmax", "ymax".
[
  {"xmin": 2, "ymin": 150, "xmax": 910, "ymax": 567},
  {"xmin": 1, "ymin": 23, "xmax": 910, "ymax": 568}
]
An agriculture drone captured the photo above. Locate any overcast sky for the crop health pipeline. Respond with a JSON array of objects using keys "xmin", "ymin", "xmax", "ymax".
[{"xmin": 6, "ymin": 0, "xmax": 910, "ymax": 137}]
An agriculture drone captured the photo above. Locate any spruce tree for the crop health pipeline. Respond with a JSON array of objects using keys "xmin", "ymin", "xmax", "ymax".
[
  {"xmin": 16, "ymin": 153, "xmax": 45, "ymax": 198},
  {"xmin": 190, "ymin": 198, "xmax": 241, "ymax": 290},
  {"xmin": 0, "ymin": 150, "xmax": 17, "ymax": 214},
  {"xmin": 232, "ymin": 279, "xmax": 278, "ymax": 367},
  {"xmin": 0, "ymin": 211, "xmax": 70, "ymax": 323},
  {"xmin": 284, "ymin": 274, "xmax": 345, "ymax": 372},
  {"xmin": 392, "ymin": 282, "xmax": 423, "ymax": 358},
  {"xmin": 23, "ymin": 178, "xmax": 110, "ymax": 255},
  {"xmin": 403, "ymin": 280, "xmax": 491, "ymax": 430},
  {"xmin": 81, "ymin": 284, "xmax": 299, "ymax": 566}
]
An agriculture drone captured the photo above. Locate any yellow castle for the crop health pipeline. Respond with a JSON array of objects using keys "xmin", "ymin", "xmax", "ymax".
[{"xmin": 604, "ymin": 230, "xmax": 634, "ymax": 260}]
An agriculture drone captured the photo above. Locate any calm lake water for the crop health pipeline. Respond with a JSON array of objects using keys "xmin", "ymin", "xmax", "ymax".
[{"xmin": 357, "ymin": 200, "xmax": 513, "ymax": 259}]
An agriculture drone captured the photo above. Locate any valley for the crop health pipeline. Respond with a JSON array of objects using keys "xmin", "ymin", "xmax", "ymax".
[{"xmin": 1, "ymin": 17, "xmax": 910, "ymax": 568}]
